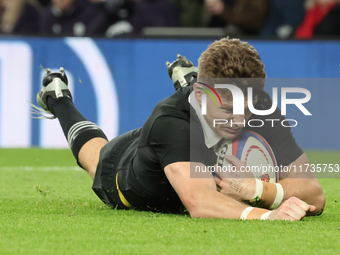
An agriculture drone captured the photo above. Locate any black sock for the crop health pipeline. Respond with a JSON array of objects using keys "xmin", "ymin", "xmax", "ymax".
[{"xmin": 47, "ymin": 97, "xmax": 108, "ymax": 164}]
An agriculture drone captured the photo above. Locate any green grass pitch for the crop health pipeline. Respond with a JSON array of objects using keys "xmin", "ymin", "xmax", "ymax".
[{"xmin": 0, "ymin": 148, "xmax": 340, "ymax": 255}]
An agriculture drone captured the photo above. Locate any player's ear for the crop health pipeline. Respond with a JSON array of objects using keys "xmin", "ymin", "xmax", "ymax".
[{"xmin": 193, "ymin": 83, "xmax": 204, "ymax": 104}]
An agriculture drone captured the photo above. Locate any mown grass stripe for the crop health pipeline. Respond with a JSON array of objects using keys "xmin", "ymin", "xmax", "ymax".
[{"xmin": 0, "ymin": 166, "xmax": 82, "ymax": 171}]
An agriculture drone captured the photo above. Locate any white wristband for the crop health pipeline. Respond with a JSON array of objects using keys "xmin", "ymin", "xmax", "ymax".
[
  {"xmin": 250, "ymin": 179, "xmax": 263, "ymax": 201},
  {"xmin": 269, "ymin": 183, "xmax": 284, "ymax": 209},
  {"xmin": 240, "ymin": 207, "xmax": 254, "ymax": 220},
  {"xmin": 260, "ymin": 211, "xmax": 272, "ymax": 220}
]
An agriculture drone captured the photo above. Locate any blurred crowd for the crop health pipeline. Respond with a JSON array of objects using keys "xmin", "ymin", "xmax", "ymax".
[{"xmin": 0, "ymin": 0, "xmax": 339, "ymax": 38}]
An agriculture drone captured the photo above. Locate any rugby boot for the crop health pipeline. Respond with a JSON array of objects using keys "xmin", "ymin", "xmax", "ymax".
[
  {"xmin": 166, "ymin": 54, "xmax": 198, "ymax": 90},
  {"xmin": 36, "ymin": 67, "xmax": 72, "ymax": 114}
]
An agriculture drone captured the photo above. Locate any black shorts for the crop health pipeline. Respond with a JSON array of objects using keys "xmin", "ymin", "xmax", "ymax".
[{"xmin": 92, "ymin": 128, "xmax": 141, "ymax": 209}]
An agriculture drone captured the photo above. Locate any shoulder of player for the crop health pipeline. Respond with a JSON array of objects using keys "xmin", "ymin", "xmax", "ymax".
[
  {"xmin": 159, "ymin": 86, "xmax": 191, "ymax": 108},
  {"xmin": 139, "ymin": 86, "xmax": 202, "ymax": 141},
  {"xmin": 148, "ymin": 87, "xmax": 192, "ymax": 122},
  {"xmin": 249, "ymin": 90, "xmax": 284, "ymax": 120},
  {"xmin": 254, "ymin": 90, "xmax": 272, "ymax": 110}
]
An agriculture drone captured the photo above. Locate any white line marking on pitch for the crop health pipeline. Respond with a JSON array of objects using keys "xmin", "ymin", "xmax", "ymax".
[{"xmin": 0, "ymin": 166, "xmax": 82, "ymax": 171}]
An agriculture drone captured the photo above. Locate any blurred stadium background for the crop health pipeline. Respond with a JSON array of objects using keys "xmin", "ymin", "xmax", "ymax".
[
  {"xmin": 1, "ymin": 38, "xmax": 340, "ymax": 150},
  {"xmin": 1, "ymin": 0, "xmax": 340, "ymax": 151},
  {"xmin": 1, "ymin": 1, "xmax": 340, "ymax": 254}
]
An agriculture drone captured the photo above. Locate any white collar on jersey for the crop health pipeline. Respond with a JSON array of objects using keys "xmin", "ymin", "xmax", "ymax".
[{"xmin": 188, "ymin": 91, "xmax": 223, "ymax": 149}]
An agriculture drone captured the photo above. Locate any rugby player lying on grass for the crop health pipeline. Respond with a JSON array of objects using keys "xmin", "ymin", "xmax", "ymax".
[{"xmin": 33, "ymin": 38, "xmax": 325, "ymax": 220}]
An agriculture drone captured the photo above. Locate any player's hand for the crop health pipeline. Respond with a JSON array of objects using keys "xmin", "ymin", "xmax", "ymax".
[
  {"xmin": 268, "ymin": 197, "xmax": 317, "ymax": 221},
  {"xmin": 214, "ymin": 155, "xmax": 255, "ymax": 201}
]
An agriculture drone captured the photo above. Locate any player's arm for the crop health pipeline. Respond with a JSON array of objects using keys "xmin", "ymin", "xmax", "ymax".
[
  {"xmin": 164, "ymin": 161, "xmax": 315, "ymax": 220},
  {"xmin": 279, "ymin": 153, "xmax": 325, "ymax": 216},
  {"xmin": 215, "ymin": 154, "xmax": 325, "ymax": 215},
  {"xmin": 214, "ymin": 155, "xmax": 287, "ymax": 210}
]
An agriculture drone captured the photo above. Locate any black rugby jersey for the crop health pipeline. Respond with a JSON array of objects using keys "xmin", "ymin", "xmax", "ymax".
[
  {"xmin": 116, "ymin": 86, "xmax": 204, "ymax": 212},
  {"xmin": 96, "ymin": 86, "xmax": 303, "ymax": 212}
]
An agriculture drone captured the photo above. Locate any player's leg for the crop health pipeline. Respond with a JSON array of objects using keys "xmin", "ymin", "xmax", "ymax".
[
  {"xmin": 36, "ymin": 68, "xmax": 108, "ymax": 179},
  {"xmin": 77, "ymin": 138, "xmax": 108, "ymax": 179}
]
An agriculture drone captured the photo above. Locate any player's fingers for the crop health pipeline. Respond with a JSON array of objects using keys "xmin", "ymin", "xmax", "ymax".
[
  {"xmin": 284, "ymin": 200, "xmax": 307, "ymax": 220},
  {"xmin": 214, "ymin": 176, "xmax": 222, "ymax": 186},
  {"xmin": 215, "ymin": 183, "xmax": 221, "ymax": 192},
  {"xmin": 280, "ymin": 198, "xmax": 312, "ymax": 220},
  {"xmin": 289, "ymin": 196, "xmax": 313, "ymax": 212},
  {"xmin": 280, "ymin": 212, "xmax": 298, "ymax": 221},
  {"xmin": 286, "ymin": 208, "xmax": 305, "ymax": 220},
  {"xmin": 308, "ymin": 205, "xmax": 317, "ymax": 212},
  {"xmin": 270, "ymin": 210, "xmax": 297, "ymax": 221},
  {"xmin": 214, "ymin": 177, "xmax": 224, "ymax": 193}
]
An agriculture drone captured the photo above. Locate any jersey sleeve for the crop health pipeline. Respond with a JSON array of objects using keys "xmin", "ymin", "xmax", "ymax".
[{"xmin": 148, "ymin": 116, "xmax": 205, "ymax": 168}]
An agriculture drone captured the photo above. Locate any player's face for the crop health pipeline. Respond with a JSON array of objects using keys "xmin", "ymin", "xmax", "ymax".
[{"xmin": 204, "ymin": 94, "xmax": 252, "ymax": 140}]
